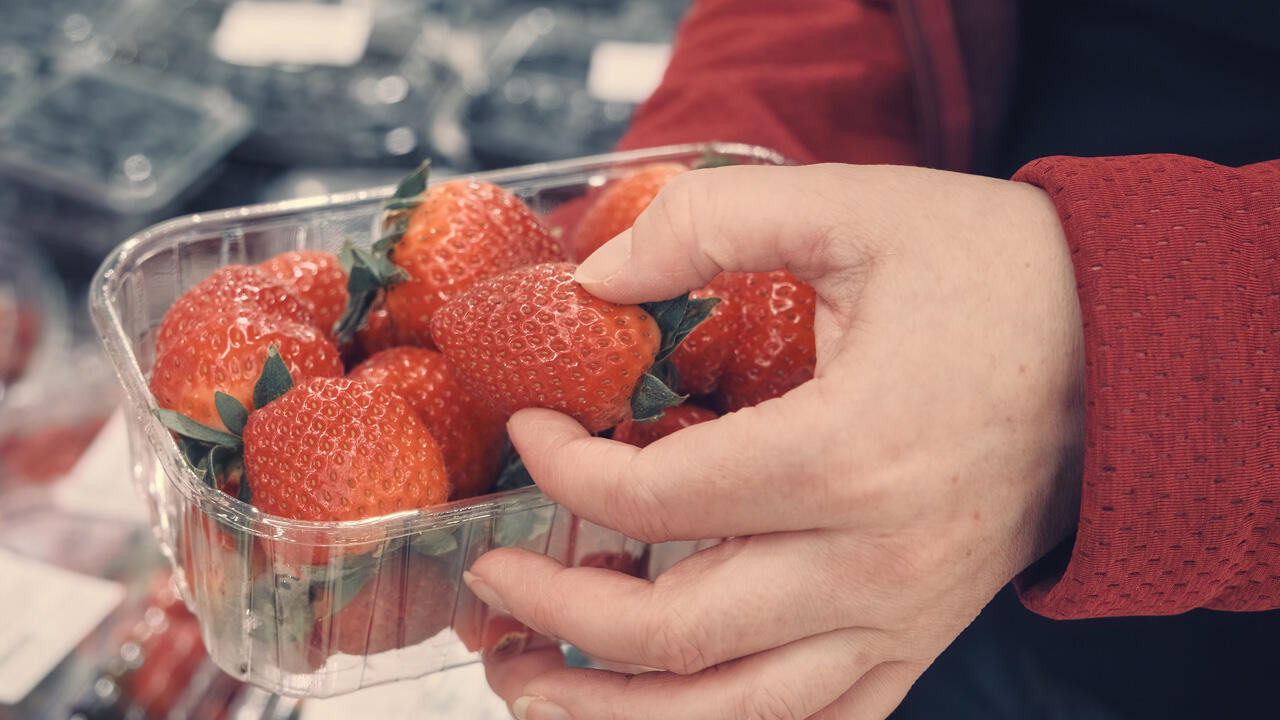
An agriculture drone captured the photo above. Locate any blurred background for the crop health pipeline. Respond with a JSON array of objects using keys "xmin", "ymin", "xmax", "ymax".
[{"xmin": 0, "ymin": 1, "xmax": 687, "ymax": 717}]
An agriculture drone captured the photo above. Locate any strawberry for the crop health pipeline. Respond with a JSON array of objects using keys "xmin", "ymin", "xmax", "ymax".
[
  {"xmin": 430, "ymin": 262, "xmax": 718, "ymax": 433},
  {"xmin": 612, "ymin": 403, "xmax": 719, "ymax": 448},
  {"xmin": 569, "ymin": 162, "xmax": 687, "ymax": 262},
  {"xmin": 717, "ymin": 270, "xmax": 817, "ymax": 411},
  {"xmin": 355, "ymin": 305, "xmax": 404, "ymax": 357},
  {"xmin": 334, "ymin": 162, "xmax": 564, "ymax": 348},
  {"xmin": 670, "ymin": 279, "xmax": 740, "ymax": 396},
  {"xmin": 154, "ymin": 265, "xmax": 314, "ymax": 357},
  {"xmin": 349, "ymin": 347, "xmax": 506, "ymax": 500},
  {"xmin": 326, "ymin": 552, "xmax": 455, "ymax": 655},
  {"xmin": 257, "ymin": 250, "xmax": 349, "ymax": 340},
  {"xmin": 579, "ymin": 550, "xmax": 644, "ymax": 576},
  {"xmin": 149, "ymin": 310, "xmax": 343, "ymax": 432},
  {"xmin": 243, "ymin": 375, "xmax": 450, "ymax": 522},
  {"xmin": 453, "ymin": 600, "xmax": 532, "ymax": 656}
]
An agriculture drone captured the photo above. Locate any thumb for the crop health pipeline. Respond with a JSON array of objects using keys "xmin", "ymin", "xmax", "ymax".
[{"xmin": 573, "ymin": 163, "xmax": 866, "ymax": 304}]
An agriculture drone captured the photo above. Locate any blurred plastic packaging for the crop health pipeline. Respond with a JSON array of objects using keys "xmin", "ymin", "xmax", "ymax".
[
  {"xmin": 0, "ymin": 66, "xmax": 249, "ymax": 215},
  {"xmin": 90, "ymin": 144, "xmax": 784, "ymax": 697}
]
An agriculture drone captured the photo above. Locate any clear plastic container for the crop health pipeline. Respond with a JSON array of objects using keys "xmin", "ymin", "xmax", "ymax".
[{"xmin": 88, "ymin": 143, "xmax": 787, "ymax": 698}]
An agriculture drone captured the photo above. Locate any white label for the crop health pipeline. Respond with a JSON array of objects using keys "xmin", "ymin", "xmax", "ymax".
[
  {"xmin": 53, "ymin": 409, "xmax": 150, "ymax": 525},
  {"xmin": 586, "ymin": 41, "xmax": 672, "ymax": 104},
  {"xmin": 212, "ymin": 0, "xmax": 373, "ymax": 67},
  {"xmin": 303, "ymin": 662, "xmax": 509, "ymax": 720},
  {"xmin": 0, "ymin": 550, "xmax": 125, "ymax": 703}
]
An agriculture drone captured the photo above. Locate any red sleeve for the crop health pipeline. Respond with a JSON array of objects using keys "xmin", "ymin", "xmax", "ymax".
[
  {"xmin": 616, "ymin": 0, "xmax": 921, "ymax": 166},
  {"xmin": 1011, "ymin": 154, "xmax": 1280, "ymax": 619}
]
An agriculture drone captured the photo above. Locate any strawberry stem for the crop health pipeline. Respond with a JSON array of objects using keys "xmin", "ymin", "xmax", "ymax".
[
  {"xmin": 627, "ymin": 292, "xmax": 720, "ymax": 423},
  {"xmin": 333, "ymin": 238, "xmax": 411, "ymax": 345},
  {"xmin": 692, "ymin": 149, "xmax": 737, "ymax": 169}
]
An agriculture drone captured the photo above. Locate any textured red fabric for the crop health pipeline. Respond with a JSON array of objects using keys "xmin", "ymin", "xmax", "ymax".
[
  {"xmin": 615, "ymin": 0, "xmax": 921, "ymax": 166},
  {"xmin": 1013, "ymin": 155, "xmax": 1280, "ymax": 618}
]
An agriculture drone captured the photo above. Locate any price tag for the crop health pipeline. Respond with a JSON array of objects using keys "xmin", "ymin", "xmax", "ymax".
[
  {"xmin": 212, "ymin": 0, "xmax": 373, "ymax": 67},
  {"xmin": 0, "ymin": 549, "xmax": 125, "ymax": 703},
  {"xmin": 587, "ymin": 41, "xmax": 672, "ymax": 104}
]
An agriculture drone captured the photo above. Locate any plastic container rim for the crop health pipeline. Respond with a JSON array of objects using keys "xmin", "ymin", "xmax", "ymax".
[{"xmin": 88, "ymin": 142, "xmax": 789, "ymax": 543}]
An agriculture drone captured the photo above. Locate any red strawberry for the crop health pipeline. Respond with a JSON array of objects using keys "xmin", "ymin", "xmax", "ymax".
[
  {"xmin": 578, "ymin": 550, "xmax": 644, "ymax": 576},
  {"xmin": 356, "ymin": 305, "xmax": 404, "ymax": 357},
  {"xmin": 257, "ymin": 250, "xmax": 349, "ymax": 340},
  {"xmin": 430, "ymin": 262, "xmax": 714, "ymax": 433},
  {"xmin": 154, "ymin": 265, "xmax": 314, "ymax": 357},
  {"xmin": 149, "ymin": 310, "xmax": 343, "ymax": 432},
  {"xmin": 327, "ymin": 553, "xmax": 455, "ymax": 655},
  {"xmin": 243, "ymin": 376, "xmax": 450, "ymax": 522},
  {"xmin": 349, "ymin": 347, "xmax": 506, "ymax": 500},
  {"xmin": 669, "ymin": 279, "xmax": 740, "ymax": 396},
  {"xmin": 569, "ymin": 162, "xmax": 687, "ymax": 262},
  {"xmin": 336, "ymin": 165, "xmax": 565, "ymax": 349},
  {"xmin": 717, "ymin": 270, "xmax": 817, "ymax": 411},
  {"xmin": 612, "ymin": 403, "xmax": 719, "ymax": 448},
  {"xmin": 453, "ymin": 600, "xmax": 532, "ymax": 656}
]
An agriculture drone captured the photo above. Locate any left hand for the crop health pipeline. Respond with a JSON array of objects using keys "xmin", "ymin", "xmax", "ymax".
[{"xmin": 463, "ymin": 163, "xmax": 1085, "ymax": 719}]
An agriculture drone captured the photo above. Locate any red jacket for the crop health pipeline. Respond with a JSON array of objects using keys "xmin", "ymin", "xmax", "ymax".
[{"xmin": 617, "ymin": 0, "xmax": 1280, "ymax": 620}]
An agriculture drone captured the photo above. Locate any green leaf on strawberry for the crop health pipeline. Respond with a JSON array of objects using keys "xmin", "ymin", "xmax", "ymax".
[
  {"xmin": 157, "ymin": 409, "xmax": 243, "ymax": 449},
  {"xmin": 333, "ymin": 242, "xmax": 409, "ymax": 345},
  {"xmin": 215, "ymin": 391, "xmax": 248, "ymax": 436},
  {"xmin": 252, "ymin": 345, "xmax": 295, "ymax": 409},
  {"xmin": 248, "ymin": 568, "xmax": 320, "ymax": 650},
  {"xmin": 382, "ymin": 159, "xmax": 431, "ymax": 214},
  {"xmin": 494, "ymin": 448, "xmax": 535, "ymax": 493},
  {"xmin": 641, "ymin": 293, "xmax": 721, "ymax": 364},
  {"xmin": 409, "ymin": 528, "xmax": 461, "ymax": 558},
  {"xmin": 630, "ymin": 372, "xmax": 686, "ymax": 424},
  {"xmin": 692, "ymin": 149, "xmax": 738, "ymax": 169},
  {"xmin": 495, "ymin": 505, "xmax": 556, "ymax": 549}
]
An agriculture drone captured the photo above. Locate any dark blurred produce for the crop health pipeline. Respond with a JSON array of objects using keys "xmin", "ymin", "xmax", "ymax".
[
  {"xmin": 0, "ymin": 0, "xmax": 689, "ymax": 284},
  {"xmin": 68, "ymin": 574, "xmax": 302, "ymax": 720},
  {"xmin": 104, "ymin": 0, "xmax": 459, "ymax": 167}
]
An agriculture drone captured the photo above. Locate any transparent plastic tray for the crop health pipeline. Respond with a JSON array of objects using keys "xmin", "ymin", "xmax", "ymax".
[{"xmin": 88, "ymin": 143, "xmax": 788, "ymax": 697}]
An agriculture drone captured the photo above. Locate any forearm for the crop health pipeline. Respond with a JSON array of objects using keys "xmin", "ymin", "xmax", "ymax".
[{"xmin": 1013, "ymin": 154, "xmax": 1280, "ymax": 618}]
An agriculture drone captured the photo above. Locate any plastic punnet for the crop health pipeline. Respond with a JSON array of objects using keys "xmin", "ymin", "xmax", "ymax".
[{"xmin": 89, "ymin": 143, "xmax": 786, "ymax": 697}]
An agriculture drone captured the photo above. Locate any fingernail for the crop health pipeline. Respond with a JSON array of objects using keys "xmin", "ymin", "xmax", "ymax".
[
  {"xmin": 574, "ymin": 229, "xmax": 632, "ymax": 284},
  {"xmin": 513, "ymin": 696, "xmax": 571, "ymax": 720},
  {"xmin": 462, "ymin": 570, "xmax": 509, "ymax": 614}
]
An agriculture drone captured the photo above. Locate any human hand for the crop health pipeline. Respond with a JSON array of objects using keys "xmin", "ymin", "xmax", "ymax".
[{"xmin": 467, "ymin": 163, "xmax": 1086, "ymax": 719}]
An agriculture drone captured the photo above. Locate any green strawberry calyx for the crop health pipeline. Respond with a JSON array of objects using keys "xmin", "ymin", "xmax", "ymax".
[
  {"xmin": 632, "ymin": 293, "xmax": 720, "ymax": 423},
  {"xmin": 154, "ymin": 345, "xmax": 295, "ymax": 497},
  {"xmin": 331, "ymin": 161, "xmax": 429, "ymax": 344},
  {"xmin": 691, "ymin": 148, "xmax": 738, "ymax": 169}
]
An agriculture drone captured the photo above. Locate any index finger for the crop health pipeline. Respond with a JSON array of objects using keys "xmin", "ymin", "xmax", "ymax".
[{"xmin": 574, "ymin": 164, "xmax": 868, "ymax": 304}]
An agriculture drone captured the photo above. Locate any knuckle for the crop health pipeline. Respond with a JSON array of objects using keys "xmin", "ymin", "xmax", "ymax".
[
  {"xmin": 642, "ymin": 600, "xmax": 713, "ymax": 674},
  {"xmin": 739, "ymin": 682, "xmax": 807, "ymax": 720},
  {"xmin": 640, "ymin": 171, "xmax": 724, "ymax": 276},
  {"xmin": 607, "ymin": 468, "xmax": 679, "ymax": 544},
  {"xmin": 523, "ymin": 569, "xmax": 567, "ymax": 633}
]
